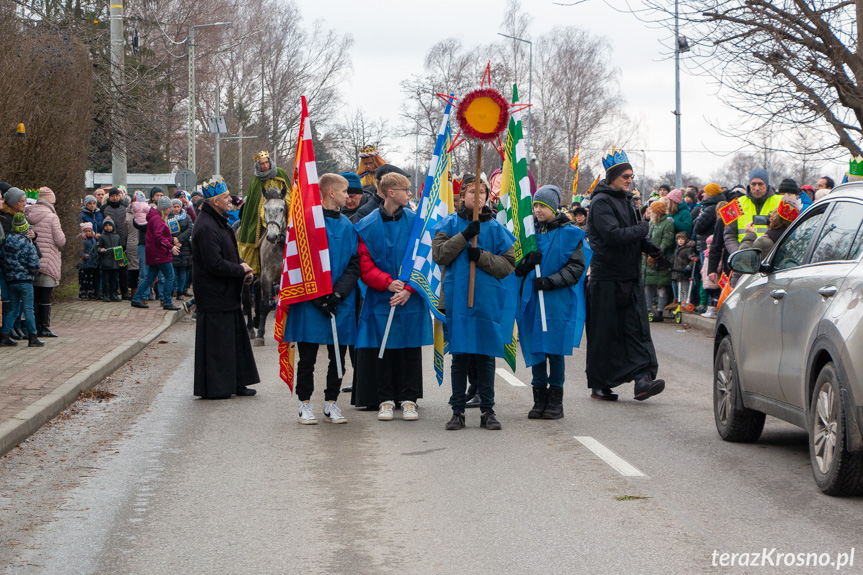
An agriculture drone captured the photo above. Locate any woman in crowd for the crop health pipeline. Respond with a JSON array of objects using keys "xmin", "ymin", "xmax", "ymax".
[{"xmin": 25, "ymin": 187, "xmax": 66, "ymax": 337}]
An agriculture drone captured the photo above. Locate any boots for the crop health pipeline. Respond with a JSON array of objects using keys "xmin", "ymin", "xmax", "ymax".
[
  {"xmin": 664, "ymin": 298, "xmax": 679, "ymax": 311},
  {"xmin": 27, "ymin": 333, "xmax": 44, "ymax": 347},
  {"xmin": 0, "ymin": 332, "xmax": 17, "ymax": 346},
  {"xmin": 543, "ymin": 386, "xmax": 564, "ymax": 419},
  {"xmin": 36, "ymin": 304, "xmax": 58, "ymax": 338},
  {"xmin": 528, "ymin": 386, "xmax": 549, "ymax": 419}
]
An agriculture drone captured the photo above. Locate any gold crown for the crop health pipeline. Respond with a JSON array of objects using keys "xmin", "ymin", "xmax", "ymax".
[
  {"xmin": 254, "ymin": 150, "xmax": 270, "ymax": 162},
  {"xmin": 359, "ymin": 145, "xmax": 379, "ymax": 158}
]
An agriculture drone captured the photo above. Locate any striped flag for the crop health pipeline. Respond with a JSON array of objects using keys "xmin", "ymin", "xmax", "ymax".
[
  {"xmin": 571, "ymin": 147, "xmax": 580, "ymax": 204},
  {"xmin": 498, "ymin": 84, "xmax": 534, "ymax": 371},
  {"xmin": 398, "ymin": 98, "xmax": 454, "ymax": 385},
  {"xmin": 273, "ymin": 96, "xmax": 333, "ymax": 391}
]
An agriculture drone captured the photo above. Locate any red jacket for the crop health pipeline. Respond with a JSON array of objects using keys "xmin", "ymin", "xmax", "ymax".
[{"xmin": 358, "ymin": 239, "xmax": 416, "ymax": 294}]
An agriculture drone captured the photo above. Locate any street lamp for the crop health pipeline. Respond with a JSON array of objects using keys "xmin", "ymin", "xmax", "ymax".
[
  {"xmin": 188, "ymin": 21, "xmax": 231, "ymax": 175},
  {"xmin": 673, "ymin": 0, "xmax": 690, "ymax": 190},
  {"xmin": 497, "ymin": 32, "xmax": 532, "ymax": 163}
]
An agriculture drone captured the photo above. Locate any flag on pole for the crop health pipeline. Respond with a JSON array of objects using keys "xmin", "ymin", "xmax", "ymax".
[
  {"xmin": 570, "ymin": 147, "xmax": 580, "ymax": 204},
  {"xmin": 397, "ymin": 98, "xmax": 454, "ymax": 385},
  {"xmin": 586, "ymin": 173, "xmax": 601, "ymax": 196},
  {"xmin": 273, "ymin": 96, "xmax": 333, "ymax": 391},
  {"xmin": 498, "ymin": 84, "xmax": 534, "ymax": 371}
]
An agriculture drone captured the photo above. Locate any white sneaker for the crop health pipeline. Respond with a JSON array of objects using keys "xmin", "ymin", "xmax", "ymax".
[
  {"xmin": 378, "ymin": 401, "xmax": 395, "ymax": 421},
  {"xmin": 401, "ymin": 401, "xmax": 419, "ymax": 421},
  {"xmin": 701, "ymin": 306, "xmax": 717, "ymax": 319},
  {"xmin": 297, "ymin": 401, "xmax": 317, "ymax": 425},
  {"xmin": 323, "ymin": 401, "xmax": 347, "ymax": 424}
]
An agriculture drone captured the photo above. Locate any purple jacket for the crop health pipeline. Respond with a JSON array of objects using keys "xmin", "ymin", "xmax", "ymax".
[{"xmin": 144, "ymin": 208, "xmax": 174, "ymax": 265}]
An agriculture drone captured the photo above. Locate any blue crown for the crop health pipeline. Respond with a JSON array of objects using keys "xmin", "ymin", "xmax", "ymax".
[
  {"xmin": 602, "ymin": 149, "xmax": 630, "ymax": 172},
  {"xmin": 204, "ymin": 177, "xmax": 228, "ymax": 199}
]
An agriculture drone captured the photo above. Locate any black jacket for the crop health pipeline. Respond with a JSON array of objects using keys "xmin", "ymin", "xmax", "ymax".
[
  {"xmin": 586, "ymin": 182, "xmax": 659, "ymax": 281},
  {"xmin": 323, "ymin": 208, "xmax": 361, "ymax": 299},
  {"xmin": 341, "ymin": 191, "xmax": 373, "ymax": 222},
  {"xmin": 170, "ymin": 215, "xmax": 193, "ymax": 267},
  {"xmin": 350, "ymin": 192, "xmax": 384, "ymax": 224},
  {"xmin": 515, "ymin": 213, "xmax": 585, "ymax": 290},
  {"xmin": 693, "ymin": 192, "xmax": 727, "ymax": 250},
  {"xmin": 98, "ymin": 230, "xmax": 122, "ymax": 270},
  {"xmin": 191, "ymin": 202, "xmax": 247, "ymax": 313}
]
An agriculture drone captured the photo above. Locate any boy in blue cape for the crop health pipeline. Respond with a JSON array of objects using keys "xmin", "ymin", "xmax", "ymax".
[
  {"xmin": 351, "ymin": 172, "xmax": 432, "ymax": 422},
  {"xmin": 432, "ymin": 173, "xmax": 517, "ymax": 431},
  {"xmin": 282, "ymin": 174, "xmax": 360, "ymax": 424},
  {"xmin": 514, "ymin": 185, "xmax": 587, "ymax": 420}
]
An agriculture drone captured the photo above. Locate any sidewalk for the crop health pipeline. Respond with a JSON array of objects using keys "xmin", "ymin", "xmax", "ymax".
[
  {"xmin": 681, "ymin": 311, "xmax": 717, "ymax": 333},
  {"xmin": 0, "ymin": 299, "xmax": 183, "ymax": 456}
]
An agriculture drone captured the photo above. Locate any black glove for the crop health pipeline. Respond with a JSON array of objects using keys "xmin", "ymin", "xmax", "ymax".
[
  {"xmin": 461, "ymin": 220, "xmax": 481, "ymax": 241},
  {"xmin": 643, "ymin": 237, "xmax": 663, "ymax": 259},
  {"xmin": 467, "ymin": 246, "xmax": 482, "ymax": 262},
  {"xmin": 311, "ymin": 293, "xmax": 341, "ymax": 317},
  {"xmin": 524, "ymin": 250, "xmax": 542, "ymax": 268},
  {"xmin": 533, "ymin": 276, "xmax": 553, "ymax": 291}
]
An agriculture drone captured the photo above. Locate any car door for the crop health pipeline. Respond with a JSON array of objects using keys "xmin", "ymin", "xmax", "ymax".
[
  {"xmin": 737, "ymin": 207, "xmax": 827, "ymax": 402},
  {"xmin": 778, "ymin": 201, "xmax": 863, "ymax": 409}
]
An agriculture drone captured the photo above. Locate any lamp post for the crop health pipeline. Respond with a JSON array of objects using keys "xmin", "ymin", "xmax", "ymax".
[
  {"xmin": 188, "ymin": 22, "xmax": 231, "ymax": 174},
  {"xmin": 674, "ymin": 0, "xmax": 690, "ymax": 190},
  {"xmin": 110, "ymin": 0, "xmax": 127, "ymax": 187},
  {"xmin": 497, "ymin": 32, "xmax": 532, "ymax": 162}
]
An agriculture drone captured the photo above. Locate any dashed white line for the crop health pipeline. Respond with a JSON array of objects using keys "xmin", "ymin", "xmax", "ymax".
[
  {"xmin": 495, "ymin": 368, "xmax": 527, "ymax": 387},
  {"xmin": 574, "ymin": 436, "xmax": 646, "ymax": 477}
]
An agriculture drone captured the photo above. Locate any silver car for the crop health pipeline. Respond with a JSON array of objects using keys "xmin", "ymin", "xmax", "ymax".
[{"xmin": 715, "ymin": 183, "xmax": 863, "ymax": 496}]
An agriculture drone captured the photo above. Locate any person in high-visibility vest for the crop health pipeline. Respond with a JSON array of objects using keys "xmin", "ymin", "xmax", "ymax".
[{"xmin": 723, "ymin": 168, "xmax": 782, "ymax": 254}]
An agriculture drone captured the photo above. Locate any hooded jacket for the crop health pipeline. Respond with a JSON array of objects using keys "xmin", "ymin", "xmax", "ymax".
[
  {"xmin": 25, "ymin": 199, "xmax": 66, "ymax": 282},
  {"xmin": 79, "ymin": 207, "xmax": 104, "ymax": 234},
  {"xmin": 144, "ymin": 208, "xmax": 174, "ymax": 266},
  {"xmin": 98, "ymin": 224, "xmax": 122, "ymax": 269},
  {"xmin": 1, "ymin": 232, "xmax": 41, "ymax": 283}
]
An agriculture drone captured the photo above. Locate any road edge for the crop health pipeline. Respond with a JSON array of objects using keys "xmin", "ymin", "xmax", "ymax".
[
  {"xmin": 0, "ymin": 310, "xmax": 183, "ymax": 457},
  {"xmin": 681, "ymin": 311, "xmax": 717, "ymax": 334}
]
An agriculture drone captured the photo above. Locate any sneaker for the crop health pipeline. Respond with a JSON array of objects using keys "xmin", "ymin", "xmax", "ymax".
[
  {"xmin": 182, "ymin": 300, "xmax": 193, "ymax": 314},
  {"xmin": 378, "ymin": 401, "xmax": 395, "ymax": 421},
  {"xmin": 323, "ymin": 401, "xmax": 347, "ymax": 424},
  {"xmin": 445, "ymin": 412, "xmax": 465, "ymax": 430},
  {"xmin": 701, "ymin": 306, "xmax": 717, "ymax": 319},
  {"xmin": 694, "ymin": 305, "xmax": 707, "ymax": 314},
  {"xmin": 480, "ymin": 411, "xmax": 502, "ymax": 430},
  {"xmin": 401, "ymin": 401, "xmax": 419, "ymax": 421},
  {"xmin": 297, "ymin": 401, "xmax": 317, "ymax": 425}
]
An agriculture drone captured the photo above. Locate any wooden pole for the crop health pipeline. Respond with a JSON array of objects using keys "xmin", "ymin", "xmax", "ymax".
[{"xmin": 468, "ymin": 144, "xmax": 482, "ymax": 307}]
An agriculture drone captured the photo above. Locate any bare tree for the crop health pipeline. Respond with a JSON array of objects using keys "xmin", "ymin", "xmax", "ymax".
[{"xmin": 326, "ymin": 109, "xmax": 391, "ymax": 170}]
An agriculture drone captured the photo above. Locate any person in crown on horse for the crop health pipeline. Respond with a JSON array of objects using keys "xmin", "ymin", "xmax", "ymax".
[
  {"xmin": 356, "ymin": 144, "xmax": 386, "ymax": 189},
  {"xmin": 237, "ymin": 151, "xmax": 290, "ymax": 276}
]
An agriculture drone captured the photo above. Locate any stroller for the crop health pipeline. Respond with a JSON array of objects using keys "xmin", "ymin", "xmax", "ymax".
[{"xmin": 671, "ymin": 254, "xmax": 700, "ymax": 324}]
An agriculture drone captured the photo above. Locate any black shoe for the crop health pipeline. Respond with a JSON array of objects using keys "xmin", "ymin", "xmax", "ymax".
[
  {"xmin": 634, "ymin": 375, "xmax": 666, "ymax": 401},
  {"xmin": 528, "ymin": 386, "xmax": 549, "ymax": 419},
  {"xmin": 480, "ymin": 411, "xmax": 502, "ymax": 430},
  {"xmin": 465, "ymin": 394, "xmax": 481, "ymax": 408},
  {"xmin": 110, "ymin": 296, "xmax": 121, "ymax": 302},
  {"xmin": 0, "ymin": 333, "xmax": 17, "ymax": 346},
  {"xmin": 121, "ymin": 293, "xmax": 132, "ymax": 300},
  {"xmin": 38, "ymin": 329, "xmax": 59, "ymax": 338},
  {"xmin": 543, "ymin": 386, "xmax": 564, "ymax": 419},
  {"xmin": 235, "ymin": 387, "xmax": 257, "ymax": 396},
  {"xmin": 176, "ymin": 294, "xmax": 184, "ymax": 301},
  {"xmin": 650, "ymin": 315, "xmax": 664, "ymax": 323},
  {"xmin": 131, "ymin": 300, "xmax": 149, "ymax": 309},
  {"xmin": 162, "ymin": 305, "xmax": 181, "ymax": 311},
  {"xmin": 445, "ymin": 412, "xmax": 465, "ymax": 430},
  {"xmin": 590, "ymin": 387, "xmax": 619, "ymax": 401},
  {"xmin": 9, "ymin": 330, "xmax": 22, "ymax": 341},
  {"xmin": 14, "ymin": 327, "xmax": 26, "ymax": 340},
  {"xmin": 341, "ymin": 385, "xmax": 353, "ymax": 393},
  {"xmin": 27, "ymin": 333, "xmax": 44, "ymax": 347},
  {"xmin": 101, "ymin": 296, "xmax": 110, "ymax": 302}
]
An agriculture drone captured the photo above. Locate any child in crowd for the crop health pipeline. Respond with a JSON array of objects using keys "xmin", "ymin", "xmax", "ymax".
[
  {"xmin": 0, "ymin": 213, "xmax": 44, "ymax": 347},
  {"xmin": 515, "ymin": 185, "xmax": 587, "ymax": 416},
  {"xmin": 79, "ymin": 222, "xmax": 99, "ymax": 300},
  {"xmin": 169, "ymin": 199, "xmax": 193, "ymax": 300},
  {"xmin": 98, "ymin": 218, "xmax": 122, "ymax": 301},
  {"xmin": 701, "ymin": 236, "xmax": 720, "ymax": 318},
  {"xmin": 80, "ymin": 194, "xmax": 104, "ymax": 235},
  {"xmin": 432, "ymin": 173, "xmax": 517, "ymax": 431},
  {"xmin": 282, "ymin": 174, "xmax": 360, "ymax": 425},
  {"xmin": 669, "ymin": 231, "xmax": 697, "ymax": 310}
]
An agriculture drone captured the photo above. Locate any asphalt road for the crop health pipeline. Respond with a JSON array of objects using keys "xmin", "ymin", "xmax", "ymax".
[{"xmin": 2, "ymin": 318, "xmax": 862, "ymax": 574}]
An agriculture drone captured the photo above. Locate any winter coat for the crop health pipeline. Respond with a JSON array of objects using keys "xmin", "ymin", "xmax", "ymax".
[
  {"xmin": 1, "ymin": 233, "xmax": 41, "ymax": 283},
  {"xmin": 185, "ymin": 205, "xmax": 197, "ymax": 223},
  {"xmin": 100, "ymin": 200, "xmax": 129, "ymax": 247},
  {"xmin": 0, "ymin": 204, "xmax": 17, "ymax": 237},
  {"xmin": 79, "ymin": 207, "xmax": 104, "ymax": 235},
  {"xmin": 125, "ymin": 208, "xmax": 139, "ymax": 270},
  {"xmin": 25, "ymin": 200, "xmax": 66, "ymax": 282},
  {"xmin": 342, "ymin": 190, "xmax": 374, "ymax": 222},
  {"xmin": 670, "ymin": 205, "xmax": 693, "ymax": 236},
  {"xmin": 98, "ymin": 229, "xmax": 122, "ymax": 269},
  {"xmin": 144, "ymin": 208, "xmax": 174, "ymax": 266},
  {"xmin": 702, "ymin": 247, "xmax": 720, "ymax": 290},
  {"xmin": 169, "ymin": 214, "xmax": 193, "ymax": 267},
  {"xmin": 350, "ymin": 192, "xmax": 384, "ymax": 224},
  {"xmin": 693, "ymin": 192, "xmax": 727, "ymax": 251},
  {"xmin": 80, "ymin": 237, "xmax": 99, "ymax": 270},
  {"xmin": 191, "ymin": 201, "xmax": 248, "ymax": 313},
  {"xmin": 643, "ymin": 214, "xmax": 675, "ymax": 286},
  {"xmin": 723, "ymin": 186, "xmax": 778, "ymax": 255},
  {"xmin": 672, "ymin": 239, "xmax": 697, "ymax": 282}
]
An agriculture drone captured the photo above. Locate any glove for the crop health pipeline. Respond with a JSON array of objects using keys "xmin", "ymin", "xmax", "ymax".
[
  {"xmin": 311, "ymin": 294, "xmax": 341, "ymax": 317},
  {"xmin": 524, "ymin": 250, "xmax": 542, "ymax": 268},
  {"xmin": 467, "ymin": 246, "xmax": 482, "ymax": 262},
  {"xmin": 461, "ymin": 220, "xmax": 481, "ymax": 241},
  {"xmin": 643, "ymin": 237, "xmax": 663, "ymax": 259},
  {"xmin": 533, "ymin": 276, "xmax": 553, "ymax": 291}
]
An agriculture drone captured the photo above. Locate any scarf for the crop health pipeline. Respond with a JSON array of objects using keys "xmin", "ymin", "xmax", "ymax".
[{"xmin": 255, "ymin": 161, "xmax": 277, "ymax": 181}]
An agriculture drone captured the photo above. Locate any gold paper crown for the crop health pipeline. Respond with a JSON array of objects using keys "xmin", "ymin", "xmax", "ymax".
[
  {"xmin": 359, "ymin": 145, "xmax": 379, "ymax": 158},
  {"xmin": 254, "ymin": 150, "xmax": 270, "ymax": 162}
]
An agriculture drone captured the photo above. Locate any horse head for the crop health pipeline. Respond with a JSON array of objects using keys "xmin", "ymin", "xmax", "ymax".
[{"xmin": 263, "ymin": 188, "xmax": 287, "ymax": 244}]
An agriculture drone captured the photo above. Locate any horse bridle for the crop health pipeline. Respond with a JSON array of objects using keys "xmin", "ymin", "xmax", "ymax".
[{"xmin": 265, "ymin": 219, "xmax": 286, "ymax": 245}]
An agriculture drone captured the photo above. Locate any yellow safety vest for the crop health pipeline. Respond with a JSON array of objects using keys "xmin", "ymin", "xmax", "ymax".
[{"xmin": 737, "ymin": 194, "xmax": 783, "ymax": 241}]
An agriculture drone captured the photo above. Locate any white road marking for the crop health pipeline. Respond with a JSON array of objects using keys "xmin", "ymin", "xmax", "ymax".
[
  {"xmin": 574, "ymin": 436, "xmax": 646, "ymax": 477},
  {"xmin": 495, "ymin": 368, "xmax": 527, "ymax": 387}
]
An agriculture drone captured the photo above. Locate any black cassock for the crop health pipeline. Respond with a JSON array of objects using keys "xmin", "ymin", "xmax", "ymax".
[{"xmin": 191, "ymin": 202, "xmax": 260, "ymax": 399}]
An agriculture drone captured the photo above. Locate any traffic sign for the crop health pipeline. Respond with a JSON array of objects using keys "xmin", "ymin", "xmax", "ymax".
[{"xmin": 175, "ymin": 168, "xmax": 196, "ymax": 191}]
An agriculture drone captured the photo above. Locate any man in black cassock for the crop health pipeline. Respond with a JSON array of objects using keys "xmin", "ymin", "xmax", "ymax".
[
  {"xmin": 584, "ymin": 151, "xmax": 666, "ymax": 402},
  {"xmin": 191, "ymin": 179, "xmax": 260, "ymax": 399}
]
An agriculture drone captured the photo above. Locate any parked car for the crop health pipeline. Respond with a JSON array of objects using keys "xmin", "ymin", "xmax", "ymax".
[{"xmin": 714, "ymin": 182, "xmax": 863, "ymax": 496}]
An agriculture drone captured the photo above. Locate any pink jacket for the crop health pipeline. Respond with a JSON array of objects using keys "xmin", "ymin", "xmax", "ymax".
[
  {"xmin": 25, "ymin": 200, "xmax": 66, "ymax": 281},
  {"xmin": 144, "ymin": 208, "xmax": 174, "ymax": 265},
  {"xmin": 132, "ymin": 200, "xmax": 149, "ymax": 225}
]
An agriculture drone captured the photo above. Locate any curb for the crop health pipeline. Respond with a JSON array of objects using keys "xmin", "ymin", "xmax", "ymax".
[
  {"xmin": 0, "ymin": 309, "xmax": 183, "ymax": 457},
  {"xmin": 681, "ymin": 312, "xmax": 717, "ymax": 333}
]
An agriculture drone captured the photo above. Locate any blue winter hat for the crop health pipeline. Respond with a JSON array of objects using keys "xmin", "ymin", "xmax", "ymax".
[
  {"xmin": 534, "ymin": 185, "xmax": 562, "ymax": 211},
  {"xmin": 340, "ymin": 171, "xmax": 364, "ymax": 195},
  {"xmin": 749, "ymin": 168, "xmax": 769, "ymax": 187}
]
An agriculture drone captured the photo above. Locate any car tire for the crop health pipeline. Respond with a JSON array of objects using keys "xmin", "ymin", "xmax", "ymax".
[
  {"xmin": 808, "ymin": 363, "xmax": 863, "ymax": 496},
  {"xmin": 713, "ymin": 336, "xmax": 765, "ymax": 442}
]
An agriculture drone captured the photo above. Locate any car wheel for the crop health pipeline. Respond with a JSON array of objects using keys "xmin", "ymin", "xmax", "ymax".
[
  {"xmin": 808, "ymin": 363, "xmax": 863, "ymax": 496},
  {"xmin": 713, "ymin": 336, "xmax": 765, "ymax": 442}
]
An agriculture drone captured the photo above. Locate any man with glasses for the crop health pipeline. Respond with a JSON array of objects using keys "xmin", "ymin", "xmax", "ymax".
[{"xmin": 585, "ymin": 150, "xmax": 666, "ymax": 402}]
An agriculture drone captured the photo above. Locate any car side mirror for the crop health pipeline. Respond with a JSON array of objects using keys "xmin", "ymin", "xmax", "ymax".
[{"xmin": 728, "ymin": 248, "xmax": 763, "ymax": 274}]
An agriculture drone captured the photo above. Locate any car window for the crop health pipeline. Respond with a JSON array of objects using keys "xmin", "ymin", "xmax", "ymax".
[
  {"xmin": 810, "ymin": 202, "xmax": 863, "ymax": 263},
  {"xmin": 771, "ymin": 208, "xmax": 825, "ymax": 270}
]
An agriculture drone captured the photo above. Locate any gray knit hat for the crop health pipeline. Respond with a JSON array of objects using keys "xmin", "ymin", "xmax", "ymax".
[
  {"xmin": 4, "ymin": 187, "xmax": 26, "ymax": 207},
  {"xmin": 84, "ymin": 194, "xmax": 97, "ymax": 205},
  {"xmin": 534, "ymin": 185, "xmax": 562, "ymax": 211},
  {"xmin": 171, "ymin": 198, "xmax": 182, "ymax": 206},
  {"xmin": 157, "ymin": 196, "xmax": 173, "ymax": 211}
]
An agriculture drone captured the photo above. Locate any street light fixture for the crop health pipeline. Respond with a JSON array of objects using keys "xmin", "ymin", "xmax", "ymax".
[
  {"xmin": 673, "ymin": 0, "xmax": 684, "ymax": 190},
  {"xmin": 497, "ymin": 32, "xmax": 532, "ymax": 163},
  {"xmin": 188, "ymin": 21, "xmax": 231, "ymax": 175}
]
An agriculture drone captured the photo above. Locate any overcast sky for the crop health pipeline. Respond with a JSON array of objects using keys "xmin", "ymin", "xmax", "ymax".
[{"xmin": 301, "ymin": 0, "xmax": 846, "ymax": 185}]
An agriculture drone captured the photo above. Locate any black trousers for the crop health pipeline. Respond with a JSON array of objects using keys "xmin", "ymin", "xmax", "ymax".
[
  {"xmin": 79, "ymin": 269, "xmax": 98, "ymax": 297},
  {"xmin": 119, "ymin": 267, "xmax": 129, "ymax": 296},
  {"xmin": 296, "ymin": 342, "xmax": 347, "ymax": 402},
  {"xmin": 101, "ymin": 269, "xmax": 119, "ymax": 296},
  {"xmin": 352, "ymin": 347, "xmax": 423, "ymax": 407}
]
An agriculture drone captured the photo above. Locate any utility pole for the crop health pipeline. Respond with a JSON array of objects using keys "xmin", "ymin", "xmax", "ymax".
[
  {"xmin": 214, "ymin": 90, "xmax": 221, "ymax": 178},
  {"xmin": 674, "ymin": 0, "xmax": 689, "ymax": 191},
  {"xmin": 110, "ymin": 0, "xmax": 127, "ymax": 187},
  {"xmin": 188, "ymin": 26, "xmax": 196, "ymax": 174}
]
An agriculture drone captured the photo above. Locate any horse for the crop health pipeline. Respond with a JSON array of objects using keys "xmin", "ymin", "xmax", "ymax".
[{"xmin": 249, "ymin": 186, "xmax": 288, "ymax": 346}]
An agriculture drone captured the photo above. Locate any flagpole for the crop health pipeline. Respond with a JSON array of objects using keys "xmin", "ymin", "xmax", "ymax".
[
  {"xmin": 468, "ymin": 144, "xmax": 482, "ymax": 308},
  {"xmin": 378, "ymin": 307, "xmax": 395, "ymax": 359},
  {"xmin": 535, "ymin": 264, "xmax": 548, "ymax": 332},
  {"xmin": 331, "ymin": 314, "xmax": 343, "ymax": 378}
]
